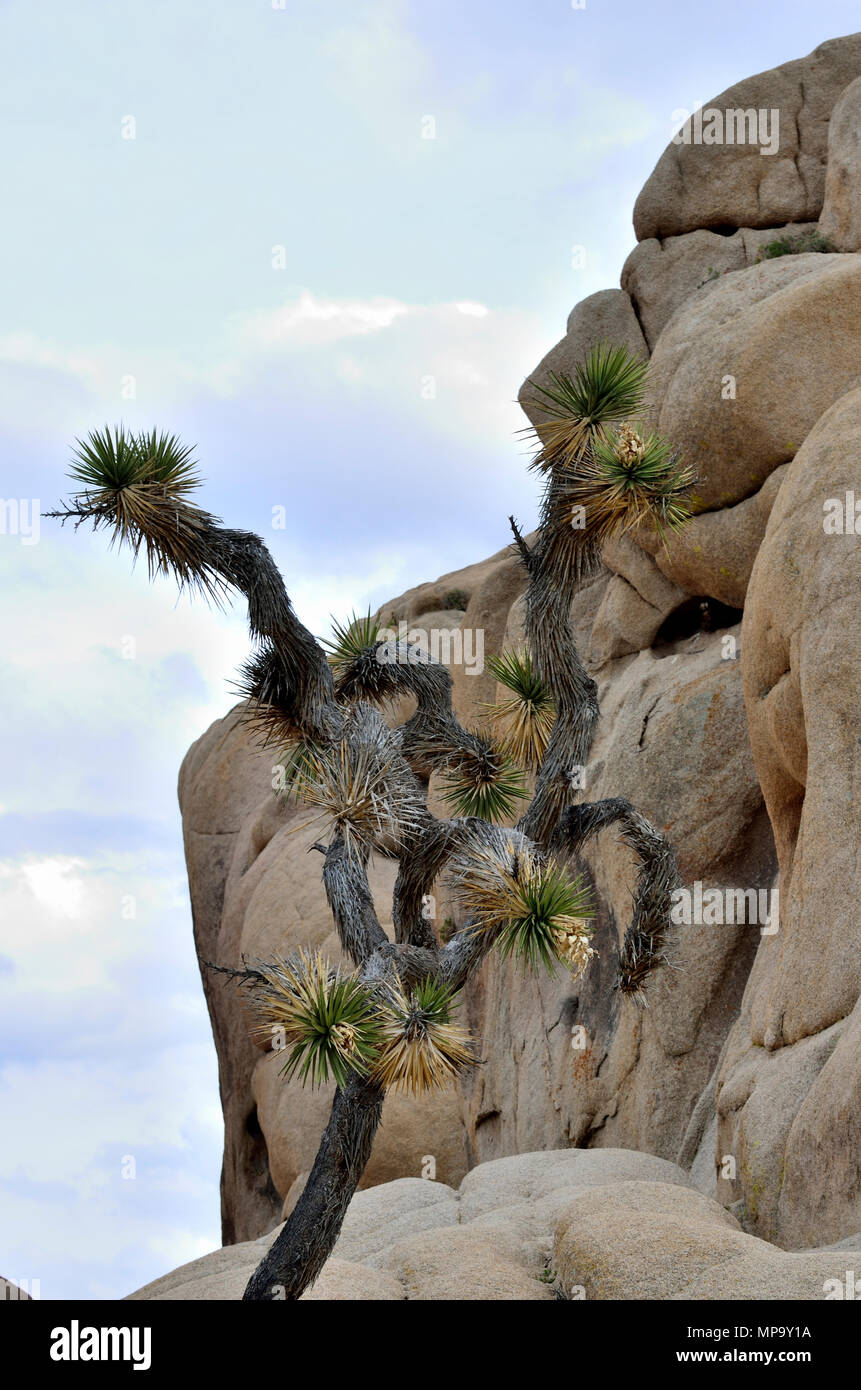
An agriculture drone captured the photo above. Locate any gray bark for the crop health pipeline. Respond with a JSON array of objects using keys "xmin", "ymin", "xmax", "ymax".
[{"xmin": 242, "ymin": 1076, "xmax": 384, "ymax": 1301}]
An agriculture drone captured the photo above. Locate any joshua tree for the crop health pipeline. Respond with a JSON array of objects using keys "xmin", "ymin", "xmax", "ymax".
[{"xmin": 49, "ymin": 343, "xmax": 694, "ymax": 1301}]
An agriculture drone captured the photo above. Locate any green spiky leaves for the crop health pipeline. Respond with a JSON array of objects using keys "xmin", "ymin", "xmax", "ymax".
[
  {"xmin": 454, "ymin": 840, "xmax": 596, "ymax": 976},
  {"xmin": 522, "ymin": 346, "xmax": 694, "ymax": 567},
  {"xmin": 244, "ymin": 953, "xmax": 474, "ymax": 1093},
  {"xmin": 525, "ymin": 344, "xmax": 650, "ymax": 471},
  {"xmin": 372, "ymin": 977, "xmax": 474, "ymax": 1094},
  {"xmin": 440, "ymin": 734, "xmax": 528, "ymax": 823},
  {"xmin": 60, "ymin": 424, "xmax": 223, "ymax": 598},
  {"xmin": 320, "ymin": 608, "xmax": 399, "ymax": 705},
  {"xmin": 69, "ymin": 424, "xmax": 201, "ymax": 495},
  {"xmin": 247, "ymin": 950, "xmax": 383, "ymax": 1088},
  {"xmin": 273, "ymin": 735, "xmax": 323, "ymax": 801},
  {"xmin": 322, "ymin": 610, "xmax": 385, "ymax": 682},
  {"xmin": 569, "ymin": 423, "xmax": 696, "ymax": 544},
  {"xmin": 482, "ymin": 651, "xmax": 555, "ymax": 772}
]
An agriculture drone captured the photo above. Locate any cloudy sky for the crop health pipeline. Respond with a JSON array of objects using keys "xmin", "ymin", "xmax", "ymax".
[{"xmin": 1, "ymin": 0, "xmax": 856, "ymax": 1300}]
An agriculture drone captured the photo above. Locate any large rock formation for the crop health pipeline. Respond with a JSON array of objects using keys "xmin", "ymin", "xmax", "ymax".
[
  {"xmin": 820, "ymin": 76, "xmax": 861, "ymax": 249},
  {"xmin": 632, "ymin": 34, "xmax": 861, "ymax": 240},
  {"xmin": 714, "ymin": 386, "xmax": 861, "ymax": 1248},
  {"xmin": 642, "ymin": 253, "xmax": 861, "ymax": 512},
  {"xmin": 179, "ymin": 32, "xmax": 861, "ymax": 1261},
  {"xmin": 127, "ymin": 1149, "xmax": 861, "ymax": 1301}
]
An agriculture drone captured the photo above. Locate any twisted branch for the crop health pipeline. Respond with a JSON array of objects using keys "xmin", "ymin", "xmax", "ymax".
[{"xmin": 549, "ymin": 799, "xmax": 679, "ymax": 1000}]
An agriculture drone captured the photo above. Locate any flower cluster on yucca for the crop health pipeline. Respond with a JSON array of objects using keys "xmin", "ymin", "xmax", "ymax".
[
  {"xmin": 569, "ymin": 423, "xmax": 696, "ymax": 545},
  {"xmin": 244, "ymin": 950, "xmax": 474, "ymax": 1093},
  {"xmin": 614, "ymin": 422, "xmax": 648, "ymax": 466},
  {"xmin": 453, "ymin": 841, "xmax": 595, "ymax": 976}
]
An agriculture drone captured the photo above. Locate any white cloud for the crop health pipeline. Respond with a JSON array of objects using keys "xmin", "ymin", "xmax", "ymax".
[
  {"xmin": 18, "ymin": 857, "xmax": 87, "ymax": 921},
  {"xmin": 0, "ymin": 836, "xmax": 223, "ymax": 1296},
  {"xmin": 455, "ymin": 301, "xmax": 490, "ymax": 317},
  {"xmin": 232, "ymin": 290, "xmax": 411, "ymax": 351},
  {"xmin": 0, "ymin": 332, "xmax": 104, "ymax": 387},
  {"xmin": 198, "ymin": 291, "xmax": 545, "ymax": 454},
  {"xmin": 0, "ymin": 849, "xmax": 183, "ymax": 994}
]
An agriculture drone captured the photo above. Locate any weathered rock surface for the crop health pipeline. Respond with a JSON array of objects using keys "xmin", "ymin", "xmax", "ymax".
[
  {"xmin": 590, "ymin": 533, "xmax": 688, "ymax": 663},
  {"xmin": 633, "ymin": 35, "xmax": 861, "ymax": 240},
  {"xmin": 642, "ymin": 252, "xmax": 861, "ymax": 513},
  {"xmin": 554, "ymin": 1176, "xmax": 861, "ymax": 1301},
  {"xmin": 622, "ymin": 223, "xmax": 820, "ymax": 349},
  {"xmin": 127, "ymin": 1149, "xmax": 860, "ymax": 1300},
  {"xmin": 253, "ymin": 1050, "xmax": 469, "ymax": 1217},
  {"xmin": 713, "ymin": 386, "xmax": 861, "ymax": 1247},
  {"xmin": 739, "ymin": 386, "xmax": 861, "ymax": 1046},
  {"xmin": 819, "ymin": 74, "xmax": 861, "ymax": 250},
  {"xmin": 634, "ymin": 466, "xmax": 786, "ymax": 609}
]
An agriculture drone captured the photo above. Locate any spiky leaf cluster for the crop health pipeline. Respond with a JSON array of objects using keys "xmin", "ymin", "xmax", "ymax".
[
  {"xmin": 524, "ymin": 344, "xmax": 649, "ymax": 472},
  {"xmin": 482, "ymin": 650, "xmax": 555, "ymax": 772},
  {"xmin": 63, "ymin": 426, "xmax": 224, "ymax": 597},
  {"xmin": 69, "ymin": 424, "xmax": 200, "ymax": 495},
  {"xmin": 296, "ymin": 727, "xmax": 425, "ymax": 855},
  {"xmin": 453, "ymin": 840, "xmax": 595, "ymax": 975},
  {"xmin": 323, "ymin": 610, "xmax": 386, "ymax": 683},
  {"xmin": 245, "ymin": 950, "xmax": 383, "ymax": 1088},
  {"xmin": 439, "ymin": 734, "xmax": 528, "ymax": 823},
  {"xmin": 244, "ymin": 955, "xmax": 474, "ymax": 1094},
  {"xmin": 568, "ymin": 424, "xmax": 696, "ymax": 544},
  {"xmin": 372, "ymin": 977, "xmax": 474, "ymax": 1094}
]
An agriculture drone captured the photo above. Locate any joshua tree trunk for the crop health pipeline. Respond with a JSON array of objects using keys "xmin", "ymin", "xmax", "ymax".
[{"xmin": 242, "ymin": 1076, "xmax": 384, "ymax": 1301}]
